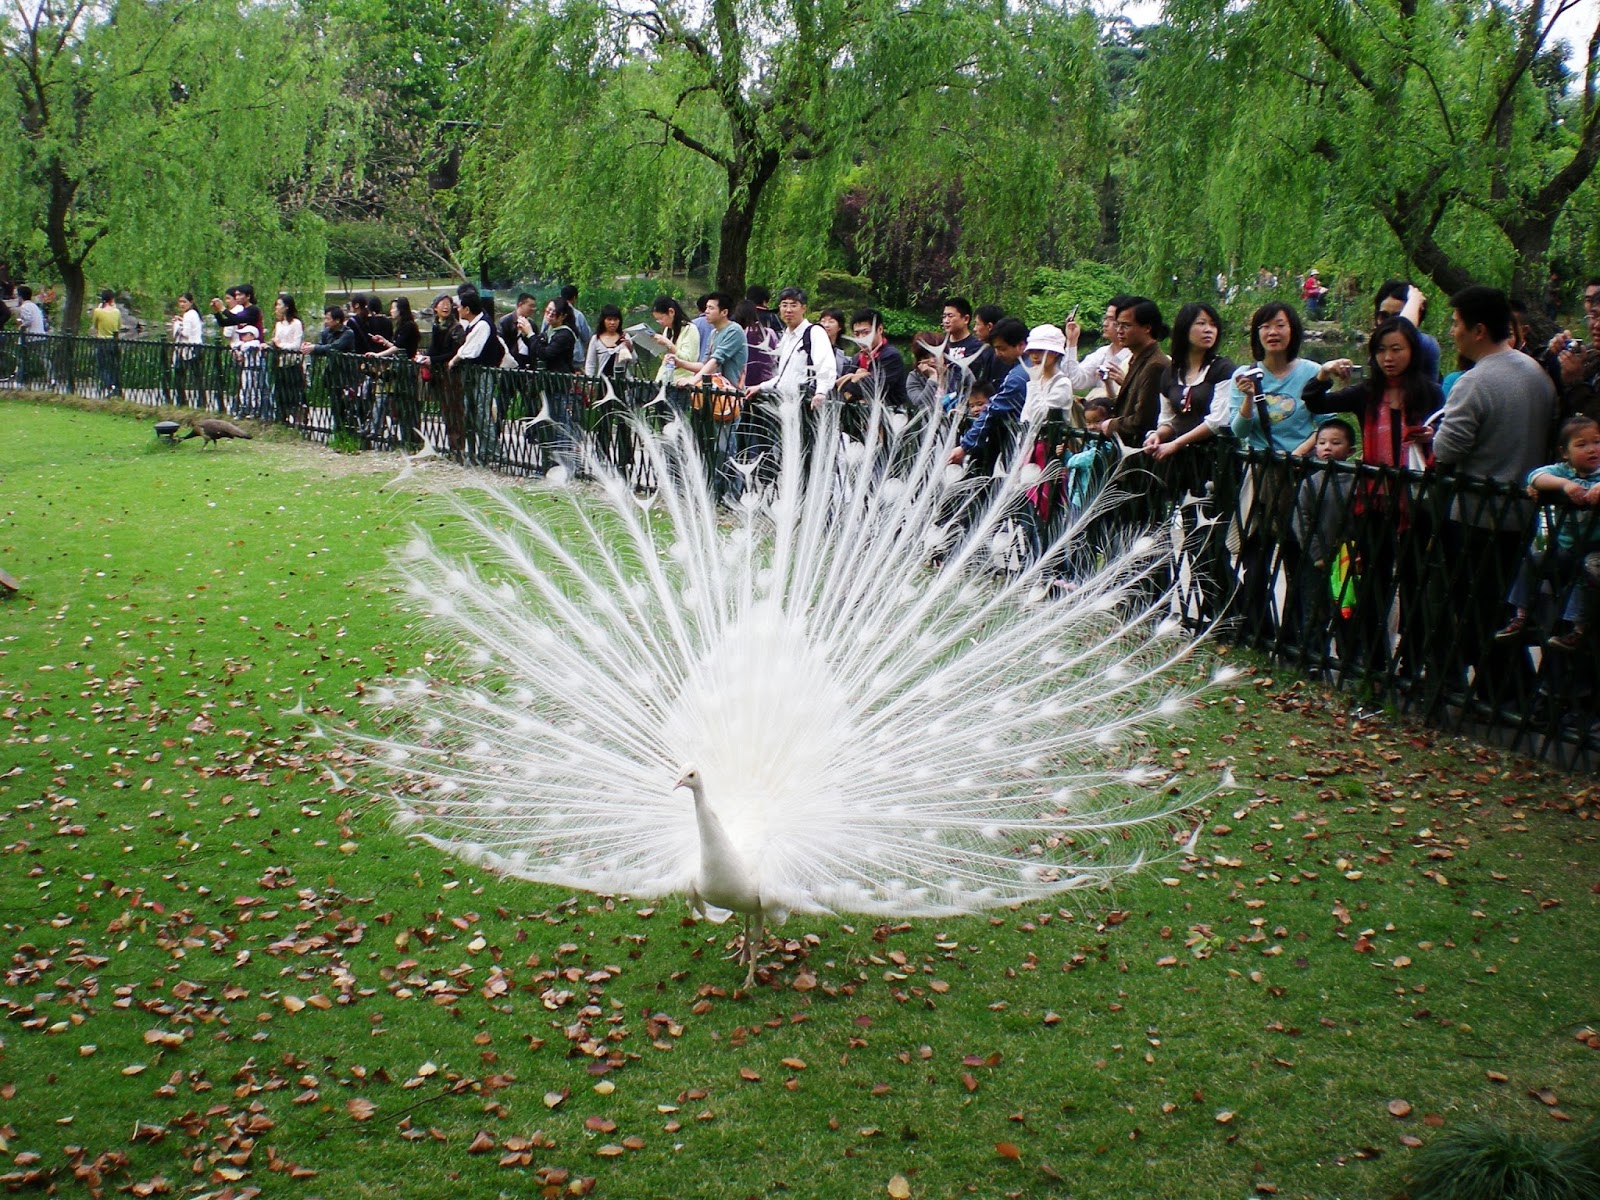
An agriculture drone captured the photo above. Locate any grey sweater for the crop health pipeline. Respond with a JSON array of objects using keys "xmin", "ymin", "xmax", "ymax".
[{"xmin": 1432, "ymin": 348, "xmax": 1556, "ymax": 529}]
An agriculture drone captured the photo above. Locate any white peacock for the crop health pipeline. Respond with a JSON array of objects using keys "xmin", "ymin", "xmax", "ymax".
[{"xmin": 362, "ymin": 393, "xmax": 1224, "ymax": 985}]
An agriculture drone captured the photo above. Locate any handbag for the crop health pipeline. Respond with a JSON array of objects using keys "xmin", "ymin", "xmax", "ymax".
[{"xmin": 692, "ymin": 375, "xmax": 741, "ymax": 423}]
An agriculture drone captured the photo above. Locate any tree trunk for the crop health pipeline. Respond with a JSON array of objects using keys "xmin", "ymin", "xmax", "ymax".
[
  {"xmin": 715, "ymin": 151, "xmax": 779, "ymax": 296},
  {"xmin": 1508, "ymin": 220, "xmax": 1555, "ymax": 305},
  {"xmin": 57, "ymin": 260, "xmax": 86, "ymax": 337},
  {"xmin": 716, "ymin": 200, "xmax": 756, "ymax": 296}
]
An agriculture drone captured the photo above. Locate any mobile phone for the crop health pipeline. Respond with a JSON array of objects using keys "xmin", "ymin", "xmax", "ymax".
[
  {"xmin": 1347, "ymin": 364, "xmax": 1364, "ymax": 379},
  {"xmin": 1067, "ymin": 304, "xmax": 1079, "ymax": 324}
]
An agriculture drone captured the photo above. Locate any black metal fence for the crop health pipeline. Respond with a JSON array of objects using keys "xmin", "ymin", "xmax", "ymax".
[{"xmin": 5, "ymin": 330, "xmax": 1598, "ymax": 767}]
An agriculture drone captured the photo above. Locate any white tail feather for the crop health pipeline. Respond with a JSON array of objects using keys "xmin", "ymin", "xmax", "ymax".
[{"xmin": 357, "ymin": 393, "xmax": 1224, "ymax": 920}]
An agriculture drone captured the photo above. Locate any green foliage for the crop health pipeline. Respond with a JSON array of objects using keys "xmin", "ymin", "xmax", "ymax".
[
  {"xmin": 813, "ymin": 269, "xmax": 873, "ymax": 307},
  {"xmin": 875, "ymin": 306, "xmax": 933, "ymax": 339},
  {"xmin": 468, "ymin": 0, "xmax": 1115, "ymax": 297},
  {"xmin": 310, "ymin": 0, "xmax": 503, "ymax": 281},
  {"xmin": 1409, "ymin": 1122, "xmax": 1600, "ymax": 1200},
  {"xmin": 3, "ymin": 0, "xmax": 352, "ymax": 330},
  {"xmin": 328, "ymin": 428, "xmax": 364, "ymax": 454},
  {"xmin": 1127, "ymin": 0, "xmax": 1600, "ymax": 300},
  {"xmin": 325, "ymin": 222, "xmax": 428, "ymax": 280},
  {"xmin": 1023, "ymin": 262, "xmax": 1136, "ymax": 330}
]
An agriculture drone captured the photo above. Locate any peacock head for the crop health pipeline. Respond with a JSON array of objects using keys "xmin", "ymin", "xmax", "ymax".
[{"xmin": 674, "ymin": 764, "xmax": 703, "ymax": 797}]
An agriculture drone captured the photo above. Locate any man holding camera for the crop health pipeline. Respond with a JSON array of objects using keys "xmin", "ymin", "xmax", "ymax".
[{"xmin": 1543, "ymin": 277, "xmax": 1600, "ymax": 421}]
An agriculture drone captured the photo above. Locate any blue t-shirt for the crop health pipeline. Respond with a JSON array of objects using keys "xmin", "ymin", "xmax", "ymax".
[
  {"xmin": 706, "ymin": 322, "xmax": 748, "ymax": 386},
  {"xmin": 1527, "ymin": 462, "xmax": 1600, "ymax": 550},
  {"xmin": 1227, "ymin": 359, "xmax": 1321, "ymax": 451}
]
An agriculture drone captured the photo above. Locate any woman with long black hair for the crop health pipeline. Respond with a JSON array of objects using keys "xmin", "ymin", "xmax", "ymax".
[
  {"xmin": 269, "ymin": 293, "xmax": 307, "ymax": 424},
  {"xmin": 417, "ymin": 294, "xmax": 465, "ymax": 456},
  {"xmin": 1145, "ymin": 302, "xmax": 1236, "ymax": 462},
  {"xmin": 583, "ymin": 303, "xmax": 635, "ymax": 468},
  {"xmin": 368, "ymin": 297, "xmax": 423, "ymax": 448},
  {"xmin": 1144, "ymin": 302, "xmax": 1237, "ymax": 622},
  {"xmin": 1301, "ymin": 316, "xmax": 1443, "ymax": 676}
]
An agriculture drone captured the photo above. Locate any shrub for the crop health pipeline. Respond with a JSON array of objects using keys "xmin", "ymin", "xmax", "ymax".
[
  {"xmin": 874, "ymin": 306, "xmax": 931, "ymax": 339},
  {"xmin": 1408, "ymin": 1121, "xmax": 1600, "ymax": 1200},
  {"xmin": 1022, "ymin": 262, "xmax": 1136, "ymax": 331},
  {"xmin": 815, "ymin": 269, "xmax": 873, "ymax": 307},
  {"xmin": 326, "ymin": 222, "xmax": 427, "ymax": 281}
]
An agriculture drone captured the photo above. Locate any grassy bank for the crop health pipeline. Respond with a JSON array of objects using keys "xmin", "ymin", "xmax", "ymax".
[{"xmin": 1, "ymin": 396, "xmax": 1596, "ymax": 1199}]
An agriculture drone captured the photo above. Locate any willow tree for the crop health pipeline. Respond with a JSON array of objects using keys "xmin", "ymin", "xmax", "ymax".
[
  {"xmin": 472, "ymin": 0, "xmax": 1111, "ymax": 295},
  {"xmin": 308, "ymin": 0, "xmax": 503, "ymax": 282},
  {"xmin": 1131, "ymin": 0, "xmax": 1600, "ymax": 299},
  {"xmin": 2, "ymin": 0, "xmax": 350, "ymax": 332}
]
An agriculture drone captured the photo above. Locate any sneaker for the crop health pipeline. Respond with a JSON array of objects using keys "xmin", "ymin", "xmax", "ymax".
[
  {"xmin": 1493, "ymin": 614, "xmax": 1528, "ymax": 641},
  {"xmin": 1547, "ymin": 629, "xmax": 1585, "ymax": 653}
]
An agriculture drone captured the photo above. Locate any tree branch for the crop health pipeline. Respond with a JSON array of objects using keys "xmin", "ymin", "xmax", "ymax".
[{"xmin": 637, "ymin": 107, "xmax": 732, "ymax": 170}]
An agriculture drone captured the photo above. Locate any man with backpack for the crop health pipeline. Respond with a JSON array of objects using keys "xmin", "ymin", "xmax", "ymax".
[{"xmin": 743, "ymin": 287, "xmax": 836, "ymax": 409}]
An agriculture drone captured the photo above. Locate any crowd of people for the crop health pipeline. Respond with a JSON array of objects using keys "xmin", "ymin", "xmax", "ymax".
[{"xmin": 7, "ymin": 269, "xmax": 1600, "ymax": 714}]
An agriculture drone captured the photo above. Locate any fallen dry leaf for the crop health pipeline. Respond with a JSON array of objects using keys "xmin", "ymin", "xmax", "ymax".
[
  {"xmin": 1387, "ymin": 1099, "xmax": 1412, "ymax": 1118},
  {"xmin": 995, "ymin": 1142, "xmax": 1021, "ymax": 1161},
  {"xmin": 346, "ymin": 1098, "xmax": 376, "ymax": 1122},
  {"xmin": 887, "ymin": 1174, "xmax": 911, "ymax": 1199}
]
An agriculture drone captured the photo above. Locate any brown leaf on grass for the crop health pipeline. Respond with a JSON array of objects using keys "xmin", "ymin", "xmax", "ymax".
[
  {"xmin": 995, "ymin": 1142, "xmax": 1021, "ymax": 1161},
  {"xmin": 1531, "ymin": 1088, "xmax": 1558, "ymax": 1106},
  {"xmin": 594, "ymin": 1145, "xmax": 624, "ymax": 1158},
  {"xmin": 961, "ymin": 1073, "xmax": 979, "ymax": 1093},
  {"xmin": 792, "ymin": 973, "xmax": 817, "ymax": 991},
  {"xmin": 543, "ymin": 1090, "xmax": 567, "ymax": 1109},
  {"xmin": 1549, "ymin": 1108, "xmax": 1572, "ymax": 1121},
  {"xmin": 345, "ymin": 1097, "xmax": 376, "ymax": 1122},
  {"xmin": 781, "ymin": 1058, "xmax": 807, "ymax": 1070},
  {"xmin": 1422, "ymin": 1114, "xmax": 1445, "ymax": 1127},
  {"xmin": 1399, "ymin": 1134, "xmax": 1423, "ymax": 1148},
  {"xmin": 467, "ymin": 1131, "xmax": 496, "ymax": 1154},
  {"xmin": 887, "ymin": 1174, "xmax": 911, "ymax": 1199},
  {"xmin": 584, "ymin": 1116, "xmax": 616, "ymax": 1133},
  {"xmin": 739, "ymin": 1068, "xmax": 761, "ymax": 1082},
  {"xmin": 1387, "ymin": 1099, "xmax": 1412, "ymax": 1118},
  {"xmin": 1215, "ymin": 1111, "xmax": 1235, "ymax": 1124},
  {"xmin": 1486, "ymin": 1071, "xmax": 1508, "ymax": 1082}
]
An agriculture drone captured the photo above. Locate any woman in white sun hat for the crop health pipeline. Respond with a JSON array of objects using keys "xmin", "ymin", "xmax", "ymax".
[{"xmin": 1021, "ymin": 323, "xmax": 1084, "ymax": 427}]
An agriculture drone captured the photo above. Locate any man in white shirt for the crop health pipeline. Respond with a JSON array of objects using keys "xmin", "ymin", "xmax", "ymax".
[
  {"xmin": 743, "ymin": 287, "xmax": 836, "ymax": 408},
  {"xmin": 14, "ymin": 286, "xmax": 45, "ymax": 335},
  {"xmin": 14, "ymin": 286, "xmax": 46, "ymax": 386},
  {"xmin": 1063, "ymin": 298, "xmax": 1133, "ymax": 395}
]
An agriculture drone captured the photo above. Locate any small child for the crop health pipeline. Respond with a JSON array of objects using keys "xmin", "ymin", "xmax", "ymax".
[
  {"xmin": 1065, "ymin": 395, "xmax": 1119, "ymax": 518},
  {"xmin": 1292, "ymin": 418, "xmax": 1358, "ymax": 572},
  {"xmin": 1494, "ymin": 414, "xmax": 1600, "ymax": 650},
  {"xmin": 1291, "ymin": 418, "xmax": 1359, "ymax": 664}
]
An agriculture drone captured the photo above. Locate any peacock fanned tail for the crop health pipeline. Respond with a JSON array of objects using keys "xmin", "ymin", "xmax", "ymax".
[{"xmin": 357, "ymin": 396, "xmax": 1227, "ymax": 918}]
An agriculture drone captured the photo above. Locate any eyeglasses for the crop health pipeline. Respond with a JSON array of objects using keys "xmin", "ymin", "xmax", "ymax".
[{"xmin": 1114, "ymin": 322, "xmax": 1136, "ymax": 333}]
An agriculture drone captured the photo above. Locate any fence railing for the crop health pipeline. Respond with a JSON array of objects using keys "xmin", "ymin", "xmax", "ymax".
[{"xmin": 5, "ymin": 330, "xmax": 1597, "ymax": 768}]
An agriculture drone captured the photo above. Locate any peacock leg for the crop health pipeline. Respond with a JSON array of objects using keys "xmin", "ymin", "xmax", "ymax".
[{"xmin": 744, "ymin": 911, "xmax": 763, "ymax": 988}]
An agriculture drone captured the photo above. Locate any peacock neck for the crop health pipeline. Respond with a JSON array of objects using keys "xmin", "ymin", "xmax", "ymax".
[{"xmin": 690, "ymin": 784, "xmax": 759, "ymax": 910}]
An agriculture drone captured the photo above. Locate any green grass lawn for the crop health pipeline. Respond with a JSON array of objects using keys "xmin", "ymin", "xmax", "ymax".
[{"xmin": 1, "ymin": 396, "xmax": 1596, "ymax": 1200}]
